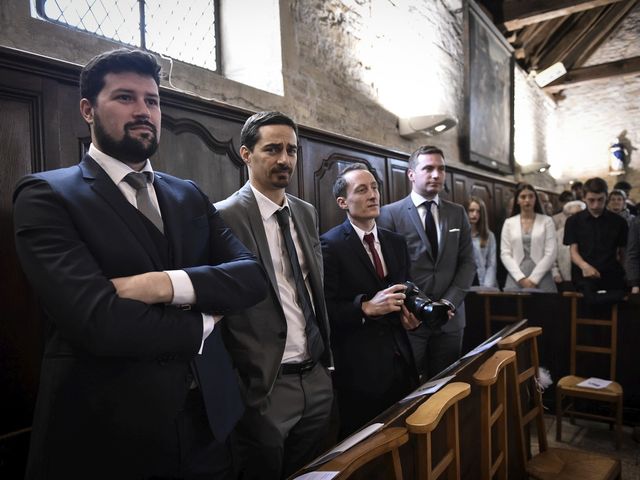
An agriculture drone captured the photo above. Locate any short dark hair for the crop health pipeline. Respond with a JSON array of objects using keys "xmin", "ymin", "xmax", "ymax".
[
  {"xmin": 613, "ymin": 180, "xmax": 632, "ymax": 193},
  {"xmin": 332, "ymin": 164, "xmax": 371, "ymax": 199},
  {"xmin": 559, "ymin": 190, "xmax": 575, "ymax": 203},
  {"xmin": 408, "ymin": 145, "xmax": 445, "ymax": 170},
  {"xmin": 240, "ymin": 111, "xmax": 299, "ymax": 151},
  {"xmin": 609, "ymin": 189, "xmax": 627, "ymax": 200},
  {"xmin": 583, "ymin": 177, "xmax": 608, "ymax": 196},
  {"xmin": 80, "ymin": 49, "xmax": 161, "ymax": 105},
  {"xmin": 511, "ymin": 183, "xmax": 543, "ymax": 216}
]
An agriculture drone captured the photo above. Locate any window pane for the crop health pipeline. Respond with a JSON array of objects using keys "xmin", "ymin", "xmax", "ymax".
[
  {"xmin": 38, "ymin": 0, "xmax": 218, "ymax": 71},
  {"xmin": 42, "ymin": 0, "xmax": 140, "ymax": 47},
  {"xmin": 145, "ymin": 0, "xmax": 217, "ymax": 71}
]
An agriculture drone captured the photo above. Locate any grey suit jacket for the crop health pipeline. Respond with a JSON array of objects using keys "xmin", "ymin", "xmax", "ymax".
[
  {"xmin": 215, "ymin": 182, "xmax": 332, "ymax": 410},
  {"xmin": 378, "ymin": 195, "xmax": 476, "ymax": 332}
]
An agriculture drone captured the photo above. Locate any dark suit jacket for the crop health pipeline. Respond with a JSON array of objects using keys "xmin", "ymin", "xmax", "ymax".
[
  {"xmin": 320, "ymin": 220, "xmax": 417, "ymax": 394},
  {"xmin": 215, "ymin": 183, "xmax": 332, "ymax": 411},
  {"xmin": 378, "ymin": 196, "xmax": 476, "ymax": 332},
  {"xmin": 13, "ymin": 155, "xmax": 267, "ymax": 479}
]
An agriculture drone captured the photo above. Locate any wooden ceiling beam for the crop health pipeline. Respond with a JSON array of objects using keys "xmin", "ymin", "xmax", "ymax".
[
  {"xmin": 544, "ymin": 56, "xmax": 640, "ymax": 92},
  {"xmin": 560, "ymin": 0, "xmax": 639, "ymax": 69},
  {"xmin": 534, "ymin": 9, "xmax": 603, "ymax": 71},
  {"xmin": 502, "ymin": 0, "xmax": 623, "ymax": 31},
  {"xmin": 502, "ymin": 0, "xmax": 625, "ymax": 31}
]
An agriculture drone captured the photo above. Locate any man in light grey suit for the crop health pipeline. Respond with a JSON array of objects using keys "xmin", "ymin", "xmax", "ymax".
[
  {"xmin": 215, "ymin": 111, "xmax": 333, "ymax": 479},
  {"xmin": 378, "ymin": 145, "xmax": 476, "ymax": 380}
]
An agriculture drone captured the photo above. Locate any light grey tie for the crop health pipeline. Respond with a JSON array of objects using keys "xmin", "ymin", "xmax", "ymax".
[{"xmin": 122, "ymin": 172, "xmax": 164, "ymax": 233}]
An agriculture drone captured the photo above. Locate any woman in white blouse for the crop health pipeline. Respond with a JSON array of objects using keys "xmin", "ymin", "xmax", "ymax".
[
  {"xmin": 501, "ymin": 183, "xmax": 558, "ymax": 292},
  {"xmin": 467, "ymin": 196, "xmax": 497, "ymax": 288}
]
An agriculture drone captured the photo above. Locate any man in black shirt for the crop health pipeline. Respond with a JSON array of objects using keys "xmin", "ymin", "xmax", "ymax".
[{"xmin": 564, "ymin": 177, "xmax": 628, "ymax": 293}]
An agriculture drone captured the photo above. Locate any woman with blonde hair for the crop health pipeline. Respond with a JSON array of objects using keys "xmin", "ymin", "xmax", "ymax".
[
  {"xmin": 501, "ymin": 183, "xmax": 558, "ymax": 292},
  {"xmin": 466, "ymin": 196, "xmax": 497, "ymax": 288}
]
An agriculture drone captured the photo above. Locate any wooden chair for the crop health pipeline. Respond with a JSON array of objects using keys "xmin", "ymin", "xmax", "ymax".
[
  {"xmin": 556, "ymin": 292, "xmax": 623, "ymax": 449},
  {"xmin": 499, "ymin": 326, "xmax": 621, "ymax": 480},
  {"xmin": 405, "ymin": 382, "xmax": 471, "ymax": 480},
  {"xmin": 318, "ymin": 427, "xmax": 409, "ymax": 479},
  {"xmin": 476, "ymin": 291, "xmax": 530, "ymax": 338},
  {"xmin": 472, "ymin": 350, "xmax": 517, "ymax": 480}
]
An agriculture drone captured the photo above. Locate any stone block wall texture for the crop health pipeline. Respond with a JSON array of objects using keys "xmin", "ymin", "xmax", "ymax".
[
  {"xmin": 551, "ymin": 3, "xmax": 640, "ymax": 198},
  {"xmin": 1, "ymin": 0, "xmax": 638, "ymax": 193}
]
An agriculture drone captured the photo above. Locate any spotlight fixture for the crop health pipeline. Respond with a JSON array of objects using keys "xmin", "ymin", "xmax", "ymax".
[
  {"xmin": 518, "ymin": 162, "xmax": 551, "ymax": 174},
  {"xmin": 398, "ymin": 115, "xmax": 458, "ymax": 139}
]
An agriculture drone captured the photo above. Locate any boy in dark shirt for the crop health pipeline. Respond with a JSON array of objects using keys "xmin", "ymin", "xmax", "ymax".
[{"xmin": 564, "ymin": 177, "xmax": 628, "ymax": 294}]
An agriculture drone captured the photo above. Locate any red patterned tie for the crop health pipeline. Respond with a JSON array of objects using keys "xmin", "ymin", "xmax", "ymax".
[{"xmin": 363, "ymin": 233, "xmax": 385, "ymax": 279}]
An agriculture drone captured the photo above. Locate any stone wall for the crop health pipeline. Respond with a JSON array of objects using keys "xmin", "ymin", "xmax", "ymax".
[
  {"xmin": 549, "ymin": 3, "xmax": 640, "ymax": 196},
  {"xmin": 3, "ymin": 0, "xmax": 636, "ymax": 193}
]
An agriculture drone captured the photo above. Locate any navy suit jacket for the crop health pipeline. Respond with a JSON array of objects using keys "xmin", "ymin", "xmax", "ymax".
[
  {"xmin": 320, "ymin": 220, "xmax": 417, "ymax": 394},
  {"xmin": 13, "ymin": 155, "xmax": 267, "ymax": 478}
]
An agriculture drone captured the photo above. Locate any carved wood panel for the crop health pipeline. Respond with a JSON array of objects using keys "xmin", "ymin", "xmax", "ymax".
[
  {"xmin": 0, "ymin": 91, "xmax": 44, "ymax": 436},
  {"xmin": 300, "ymin": 139, "xmax": 386, "ymax": 235}
]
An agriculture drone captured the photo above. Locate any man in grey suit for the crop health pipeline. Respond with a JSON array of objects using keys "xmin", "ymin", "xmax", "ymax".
[
  {"xmin": 215, "ymin": 111, "xmax": 333, "ymax": 479},
  {"xmin": 378, "ymin": 145, "xmax": 476, "ymax": 380}
]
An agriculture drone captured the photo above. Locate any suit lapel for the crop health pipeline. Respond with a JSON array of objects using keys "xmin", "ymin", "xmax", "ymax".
[
  {"xmin": 288, "ymin": 197, "xmax": 324, "ymax": 304},
  {"xmin": 378, "ymin": 228, "xmax": 399, "ymax": 280},
  {"xmin": 239, "ymin": 184, "xmax": 280, "ymax": 300},
  {"xmin": 405, "ymin": 196, "xmax": 435, "ymax": 261},
  {"xmin": 436, "ymin": 200, "xmax": 449, "ymax": 264},
  {"xmin": 342, "ymin": 220, "xmax": 382, "ymax": 284},
  {"xmin": 80, "ymin": 156, "xmax": 163, "ymax": 269},
  {"xmin": 153, "ymin": 175, "xmax": 182, "ymax": 266}
]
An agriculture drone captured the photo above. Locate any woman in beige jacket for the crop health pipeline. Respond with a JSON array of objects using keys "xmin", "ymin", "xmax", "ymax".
[{"xmin": 501, "ymin": 183, "xmax": 558, "ymax": 292}]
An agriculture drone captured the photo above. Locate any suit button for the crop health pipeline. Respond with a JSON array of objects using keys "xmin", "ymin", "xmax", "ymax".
[{"xmin": 278, "ymin": 332, "xmax": 286, "ymax": 339}]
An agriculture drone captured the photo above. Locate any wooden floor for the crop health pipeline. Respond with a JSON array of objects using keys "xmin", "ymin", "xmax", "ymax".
[{"xmin": 534, "ymin": 415, "xmax": 640, "ymax": 480}]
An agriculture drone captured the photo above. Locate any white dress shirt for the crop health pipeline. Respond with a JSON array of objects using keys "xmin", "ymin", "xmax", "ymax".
[
  {"xmin": 250, "ymin": 185, "xmax": 312, "ymax": 363},
  {"xmin": 411, "ymin": 191, "xmax": 442, "ymax": 244},
  {"xmin": 350, "ymin": 221, "xmax": 388, "ymax": 277},
  {"xmin": 88, "ymin": 144, "xmax": 215, "ymax": 353}
]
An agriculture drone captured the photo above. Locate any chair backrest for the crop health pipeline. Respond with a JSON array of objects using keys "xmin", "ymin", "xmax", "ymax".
[
  {"xmin": 405, "ymin": 382, "xmax": 471, "ymax": 480},
  {"xmin": 477, "ymin": 291, "xmax": 530, "ymax": 338},
  {"xmin": 472, "ymin": 350, "xmax": 517, "ymax": 480},
  {"xmin": 498, "ymin": 326, "xmax": 547, "ymax": 463},
  {"xmin": 563, "ymin": 292, "xmax": 618, "ymax": 380},
  {"xmin": 319, "ymin": 427, "xmax": 409, "ymax": 479}
]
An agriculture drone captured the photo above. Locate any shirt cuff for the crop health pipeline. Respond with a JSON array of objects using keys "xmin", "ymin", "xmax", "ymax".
[
  {"xmin": 440, "ymin": 298, "xmax": 456, "ymax": 313},
  {"xmin": 165, "ymin": 270, "xmax": 196, "ymax": 305},
  {"xmin": 198, "ymin": 314, "xmax": 223, "ymax": 354}
]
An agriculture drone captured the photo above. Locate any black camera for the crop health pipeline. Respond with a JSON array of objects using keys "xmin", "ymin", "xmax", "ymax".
[{"xmin": 403, "ymin": 281, "xmax": 450, "ymax": 329}]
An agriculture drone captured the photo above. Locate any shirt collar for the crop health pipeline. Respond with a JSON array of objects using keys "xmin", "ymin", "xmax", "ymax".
[
  {"xmin": 350, "ymin": 221, "xmax": 379, "ymax": 244},
  {"xmin": 411, "ymin": 190, "xmax": 440, "ymax": 208},
  {"xmin": 88, "ymin": 144, "xmax": 154, "ymax": 186},
  {"xmin": 250, "ymin": 184, "xmax": 291, "ymax": 221}
]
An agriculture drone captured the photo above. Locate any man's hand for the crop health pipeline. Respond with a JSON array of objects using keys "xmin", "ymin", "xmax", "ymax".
[
  {"xmin": 518, "ymin": 277, "xmax": 537, "ymax": 289},
  {"xmin": 361, "ymin": 284, "xmax": 406, "ymax": 318},
  {"xmin": 632, "ymin": 286, "xmax": 639, "ymax": 294},
  {"xmin": 110, "ymin": 272, "xmax": 174, "ymax": 304},
  {"xmin": 581, "ymin": 264, "xmax": 600, "ymax": 279},
  {"xmin": 400, "ymin": 305, "xmax": 421, "ymax": 330},
  {"xmin": 553, "ymin": 274, "xmax": 563, "ymax": 284}
]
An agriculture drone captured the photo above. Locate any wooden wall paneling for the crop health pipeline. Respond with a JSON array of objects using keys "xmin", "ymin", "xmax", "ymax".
[
  {"xmin": 385, "ymin": 157, "xmax": 411, "ymax": 205},
  {"xmin": 299, "ymin": 139, "xmax": 386, "ymax": 235},
  {"xmin": 157, "ymin": 112, "xmax": 247, "ymax": 203},
  {"xmin": 0, "ymin": 89, "xmax": 45, "ymax": 439},
  {"xmin": 452, "ymin": 172, "xmax": 468, "ymax": 205}
]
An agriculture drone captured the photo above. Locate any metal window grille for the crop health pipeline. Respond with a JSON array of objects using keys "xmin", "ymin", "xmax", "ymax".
[{"xmin": 36, "ymin": 0, "xmax": 219, "ymax": 72}]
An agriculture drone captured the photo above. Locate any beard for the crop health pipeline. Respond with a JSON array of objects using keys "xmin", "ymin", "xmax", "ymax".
[
  {"xmin": 93, "ymin": 113, "xmax": 159, "ymax": 165},
  {"xmin": 270, "ymin": 165, "xmax": 293, "ymax": 188}
]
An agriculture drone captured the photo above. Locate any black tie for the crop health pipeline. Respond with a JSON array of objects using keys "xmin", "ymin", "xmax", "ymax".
[
  {"xmin": 122, "ymin": 172, "xmax": 164, "ymax": 234},
  {"xmin": 423, "ymin": 200, "xmax": 438, "ymax": 258},
  {"xmin": 274, "ymin": 207, "xmax": 324, "ymax": 361}
]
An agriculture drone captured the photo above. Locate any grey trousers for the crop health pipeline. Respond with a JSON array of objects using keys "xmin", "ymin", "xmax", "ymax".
[
  {"xmin": 232, "ymin": 362, "xmax": 334, "ymax": 480},
  {"xmin": 408, "ymin": 325, "xmax": 464, "ymax": 380}
]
